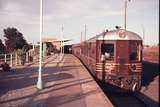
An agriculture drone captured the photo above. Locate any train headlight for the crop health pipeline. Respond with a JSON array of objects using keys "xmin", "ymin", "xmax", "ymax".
[
  {"xmin": 131, "ymin": 65, "xmax": 136, "ymax": 70},
  {"xmin": 130, "ymin": 64, "xmax": 136, "ymax": 71},
  {"xmin": 106, "ymin": 64, "xmax": 115, "ymax": 73}
]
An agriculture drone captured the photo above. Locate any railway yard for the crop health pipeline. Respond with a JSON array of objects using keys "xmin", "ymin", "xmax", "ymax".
[{"xmin": 0, "ymin": 45, "xmax": 159, "ymax": 107}]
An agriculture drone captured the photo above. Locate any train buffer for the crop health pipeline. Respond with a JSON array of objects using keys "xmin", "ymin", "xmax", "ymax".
[{"xmin": 0, "ymin": 54, "xmax": 113, "ymax": 107}]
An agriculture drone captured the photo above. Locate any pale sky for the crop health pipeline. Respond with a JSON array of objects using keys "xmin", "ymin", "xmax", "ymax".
[{"xmin": 0, "ymin": 0, "xmax": 159, "ymax": 45}]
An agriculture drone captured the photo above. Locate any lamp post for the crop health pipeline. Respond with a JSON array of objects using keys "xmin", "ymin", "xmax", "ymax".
[
  {"xmin": 60, "ymin": 25, "xmax": 64, "ymax": 61},
  {"xmin": 62, "ymin": 26, "xmax": 64, "ymax": 56},
  {"xmin": 36, "ymin": 0, "xmax": 44, "ymax": 90}
]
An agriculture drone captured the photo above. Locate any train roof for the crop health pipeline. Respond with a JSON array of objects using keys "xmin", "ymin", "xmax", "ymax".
[{"xmin": 87, "ymin": 29, "xmax": 142, "ymax": 42}]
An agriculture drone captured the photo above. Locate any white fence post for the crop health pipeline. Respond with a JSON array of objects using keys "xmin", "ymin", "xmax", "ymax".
[
  {"xmin": 32, "ymin": 45, "xmax": 35, "ymax": 51},
  {"xmin": 4, "ymin": 54, "xmax": 7, "ymax": 63},
  {"xmin": 15, "ymin": 53, "xmax": 18, "ymax": 66},
  {"xmin": 19, "ymin": 55, "xmax": 21, "ymax": 65},
  {"xmin": 32, "ymin": 50, "xmax": 34, "ymax": 61},
  {"xmin": 10, "ymin": 54, "xmax": 12, "ymax": 67},
  {"xmin": 26, "ymin": 52, "xmax": 29, "ymax": 63}
]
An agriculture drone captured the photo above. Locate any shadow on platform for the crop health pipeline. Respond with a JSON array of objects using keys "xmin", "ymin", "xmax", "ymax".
[
  {"xmin": 0, "ymin": 76, "xmax": 93, "ymax": 106},
  {"xmin": 20, "ymin": 85, "xmax": 96, "ymax": 107},
  {"xmin": 0, "ymin": 64, "xmax": 76, "ymax": 97}
]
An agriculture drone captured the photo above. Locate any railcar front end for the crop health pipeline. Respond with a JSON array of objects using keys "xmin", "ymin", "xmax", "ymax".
[{"xmin": 95, "ymin": 30, "xmax": 142, "ymax": 91}]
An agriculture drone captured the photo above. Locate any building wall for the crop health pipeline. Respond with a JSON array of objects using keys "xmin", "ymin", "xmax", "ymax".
[{"xmin": 42, "ymin": 37, "xmax": 62, "ymax": 51}]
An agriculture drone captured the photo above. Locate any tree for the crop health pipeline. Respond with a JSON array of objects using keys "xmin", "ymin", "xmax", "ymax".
[
  {"xmin": 3, "ymin": 27, "xmax": 28, "ymax": 53},
  {"xmin": 0, "ymin": 39, "xmax": 6, "ymax": 54}
]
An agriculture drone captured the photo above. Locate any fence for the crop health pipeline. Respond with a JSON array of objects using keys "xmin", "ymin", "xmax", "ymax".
[{"xmin": 0, "ymin": 49, "xmax": 37, "ymax": 67}]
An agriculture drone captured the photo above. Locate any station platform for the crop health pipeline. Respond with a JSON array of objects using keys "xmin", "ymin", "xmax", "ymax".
[
  {"xmin": 135, "ymin": 61, "xmax": 159, "ymax": 107},
  {"xmin": 136, "ymin": 76, "xmax": 159, "ymax": 107},
  {"xmin": 0, "ymin": 54, "xmax": 113, "ymax": 107}
]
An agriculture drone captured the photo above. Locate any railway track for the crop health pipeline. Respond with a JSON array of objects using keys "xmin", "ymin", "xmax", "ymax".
[
  {"xmin": 98, "ymin": 81, "xmax": 150, "ymax": 107},
  {"xmin": 105, "ymin": 91, "xmax": 148, "ymax": 107}
]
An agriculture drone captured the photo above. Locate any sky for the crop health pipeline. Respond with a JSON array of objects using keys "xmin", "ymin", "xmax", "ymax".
[{"xmin": 0, "ymin": 0, "xmax": 159, "ymax": 45}]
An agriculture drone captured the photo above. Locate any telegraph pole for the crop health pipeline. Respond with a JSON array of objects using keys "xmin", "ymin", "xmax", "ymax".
[
  {"xmin": 141, "ymin": 24, "xmax": 145, "ymax": 45},
  {"xmin": 81, "ymin": 32, "xmax": 83, "ymax": 43},
  {"xmin": 124, "ymin": 0, "xmax": 131, "ymax": 31},
  {"xmin": 84, "ymin": 24, "xmax": 87, "ymax": 41},
  {"xmin": 36, "ymin": 0, "xmax": 44, "ymax": 90},
  {"xmin": 124, "ymin": 0, "xmax": 127, "ymax": 31}
]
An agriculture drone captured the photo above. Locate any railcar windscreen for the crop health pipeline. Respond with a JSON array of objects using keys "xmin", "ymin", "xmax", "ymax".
[
  {"xmin": 129, "ymin": 42, "xmax": 141, "ymax": 61},
  {"xmin": 101, "ymin": 44, "xmax": 114, "ymax": 61}
]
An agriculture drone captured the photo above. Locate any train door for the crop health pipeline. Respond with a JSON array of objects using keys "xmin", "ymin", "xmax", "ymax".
[
  {"xmin": 116, "ymin": 41, "xmax": 129, "ymax": 75},
  {"xmin": 96, "ymin": 40, "xmax": 115, "ymax": 80}
]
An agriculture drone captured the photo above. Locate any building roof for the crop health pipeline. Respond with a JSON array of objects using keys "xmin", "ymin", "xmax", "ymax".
[
  {"xmin": 42, "ymin": 37, "xmax": 57, "ymax": 42},
  {"xmin": 42, "ymin": 37, "xmax": 70, "ymax": 43}
]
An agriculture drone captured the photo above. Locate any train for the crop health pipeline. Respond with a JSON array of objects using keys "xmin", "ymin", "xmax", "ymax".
[{"xmin": 72, "ymin": 28, "xmax": 143, "ymax": 91}]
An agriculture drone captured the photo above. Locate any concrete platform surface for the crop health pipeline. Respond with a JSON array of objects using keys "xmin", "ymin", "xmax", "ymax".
[
  {"xmin": 0, "ymin": 54, "xmax": 113, "ymax": 107},
  {"xmin": 135, "ymin": 61, "xmax": 159, "ymax": 107}
]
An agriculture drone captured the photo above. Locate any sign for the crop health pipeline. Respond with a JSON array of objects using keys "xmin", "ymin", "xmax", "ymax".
[{"xmin": 118, "ymin": 30, "xmax": 126, "ymax": 38}]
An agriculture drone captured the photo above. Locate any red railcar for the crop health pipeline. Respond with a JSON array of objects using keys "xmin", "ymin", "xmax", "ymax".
[{"xmin": 72, "ymin": 29, "xmax": 143, "ymax": 91}]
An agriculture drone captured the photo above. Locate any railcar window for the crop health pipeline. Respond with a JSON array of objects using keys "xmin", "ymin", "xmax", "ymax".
[
  {"xmin": 130, "ymin": 42, "xmax": 140, "ymax": 61},
  {"xmin": 101, "ymin": 44, "xmax": 114, "ymax": 61}
]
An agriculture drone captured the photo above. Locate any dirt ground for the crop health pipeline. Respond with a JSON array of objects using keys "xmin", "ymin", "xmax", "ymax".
[{"xmin": 143, "ymin": 45, "xmax": 159, "ymax": 63}]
